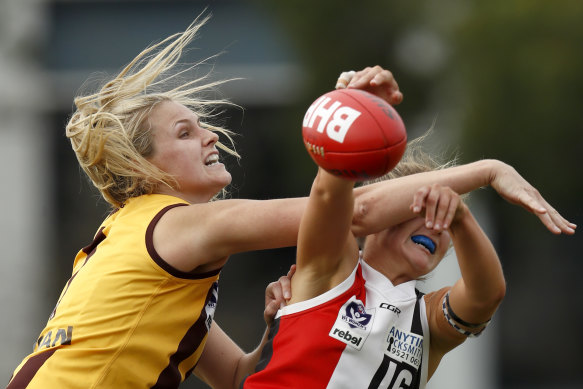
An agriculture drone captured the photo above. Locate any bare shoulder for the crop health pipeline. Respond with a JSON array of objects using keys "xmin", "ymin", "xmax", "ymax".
[
  {"xmin": 151, "ymin": 201, "xmax": 232, "ymax": 273},
  {"xmin": 289, "ymin": 238, "xmax": 359, "ymax": 304},
  {"xmin": 151, "ymin": 197, "xmax": 305, "ymax": 273}
]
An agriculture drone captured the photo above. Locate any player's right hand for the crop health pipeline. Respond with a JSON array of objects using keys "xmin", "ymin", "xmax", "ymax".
[
  {"xmin": 264, "ymin": 264, "xmax": 296, "ymax": 326},
  {"xmin": 336, "ymin": 66, "xmax": 403, "ymax": 106}
]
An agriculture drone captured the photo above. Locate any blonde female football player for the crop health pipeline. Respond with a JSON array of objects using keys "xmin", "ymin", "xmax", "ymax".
[
  {"xmin": 7, "ymin": 14, "xmax": 574, "ymax": 389},
  {"xmin": 3, "ymin": 16, "xmax": 404, "ymax": 389}
]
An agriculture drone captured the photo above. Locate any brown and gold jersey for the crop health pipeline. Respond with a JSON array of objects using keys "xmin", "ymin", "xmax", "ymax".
[{"xmin": 8, "ymin": 194, "xmax": 220, "ymax": 388}]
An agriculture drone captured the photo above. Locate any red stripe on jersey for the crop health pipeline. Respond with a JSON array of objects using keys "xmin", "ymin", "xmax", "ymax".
[{"xmin": 244, "ymin": 266, "xmax": 367, "ymax": 388}]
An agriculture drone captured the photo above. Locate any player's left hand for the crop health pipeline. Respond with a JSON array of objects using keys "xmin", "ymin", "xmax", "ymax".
[
  {"xmin": 410, "ymin": 184, "xmax": 466, "ymax": 232},
  {"xmin": 264, "ymin": 264, "xmax": 296, "ymax": 326},
  {"xmin": 336, "ymin": 66, "xmax": 403, "ymax": 106},
  {"xmin": 488, "ymin": 161, "xmax": 577, "ymax": 235}
]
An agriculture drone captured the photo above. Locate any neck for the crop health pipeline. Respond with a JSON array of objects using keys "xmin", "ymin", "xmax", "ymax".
[
  {"xmin": 153, "ymin": 186, "xmax": 215, "ymax": 205},
  {"xmin": 362, "ymin": 237, "xmax": 412, "ymax": 286}
]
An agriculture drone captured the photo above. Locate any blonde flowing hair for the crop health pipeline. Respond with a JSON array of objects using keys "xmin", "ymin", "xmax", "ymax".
[
  {"xmin": 363, "ymin": 129, "xmax": 458, "ymax": 185},
  {"xmin": 358, "ymin": 130, "xmax": 462, "ymax": 252},
  {"xmin": 66, "ymin": 14, "xmax": 239, "ymax": 208}
]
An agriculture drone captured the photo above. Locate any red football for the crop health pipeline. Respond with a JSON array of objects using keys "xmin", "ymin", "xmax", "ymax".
[{"xmin": 302, "ymin": 88, "xmax": 407, "ymax": 180}]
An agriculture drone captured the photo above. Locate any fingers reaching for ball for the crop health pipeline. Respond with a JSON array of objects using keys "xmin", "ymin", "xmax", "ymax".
[{"xmin": 336, "ymin": 66, "xmax": 403, "ymax": 106}]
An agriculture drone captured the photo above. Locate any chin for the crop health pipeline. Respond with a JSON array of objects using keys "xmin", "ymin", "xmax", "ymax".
[
  {"xmin": 213, "ymin": 173, "xmax": 232, "ymax": 194},
  {"xmin": 218, "ymin": 173, "xmax": 232, "ymax": 188},
  {"xmin": 409, "ymin": 256, "xmax": 436, "ymax": 276}
]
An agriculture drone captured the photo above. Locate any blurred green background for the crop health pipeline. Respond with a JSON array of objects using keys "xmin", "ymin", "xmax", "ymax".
[{"xmin": 1, "ymin": 0, "xmax": 581, "ymax": 387}]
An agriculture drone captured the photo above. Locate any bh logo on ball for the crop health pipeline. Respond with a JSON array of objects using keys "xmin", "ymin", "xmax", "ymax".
[{"xmin": 303, "ymin": 95, "xmax": 361, "ymax": 143}]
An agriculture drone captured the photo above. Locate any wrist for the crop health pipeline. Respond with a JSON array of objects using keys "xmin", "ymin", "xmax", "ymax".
[
  {"xmin": 449, "ymin": 203, "xmax": 472, "ymax": 233},
  {"xmin": 480, "ymin": 159, "xmax": 503, "ymax": 187}
]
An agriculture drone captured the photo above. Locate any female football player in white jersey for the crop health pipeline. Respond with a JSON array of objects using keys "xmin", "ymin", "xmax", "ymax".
[
  {"xmin": 7, "ymin": 13, "xmax": 575, "ymax": 389},
  {"xmin": 239, "ymin": 71, "xmax": 577, "ymax": 388}
]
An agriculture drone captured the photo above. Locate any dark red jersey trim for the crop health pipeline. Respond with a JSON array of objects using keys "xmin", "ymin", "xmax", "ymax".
[
  {"xmin": 145, "ymin": 204, "xmax": 222, "ymax": 280},
  {"xmin": 7, "ymin": 349, "xmax": 56, "ymax": 388},
  {"xmin": 48, "ymin": 227, "xmax": 106, "ymax": 321},
  {"xmin": 151, "ymin": 282, "xmax": 218, "ymax": 388},
  {"xmin": 81, "ymin": 227, "xmax": 107, "ymax": 256}
]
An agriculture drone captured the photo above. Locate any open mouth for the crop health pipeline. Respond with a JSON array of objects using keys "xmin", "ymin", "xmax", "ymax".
[
  {"xmin": 205, "ymin": 154, "xmax": 220, "ymax": 166},
  {"xmin": 411, "ymin": 235, "xmax": 436, "ymax": 254}
]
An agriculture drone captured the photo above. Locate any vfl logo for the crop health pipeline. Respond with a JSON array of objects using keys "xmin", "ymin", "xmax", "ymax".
[
  {"xmin": 303, "ymin": 95, "xmax": 361, "ymax": 143},
  {"xmin": 204, "ymin": 282, "xmax": 219, "ymax": 331},
  {"xmin": 343, "ymin": 300, "xmax": 372, "ymax": 329},
  {"xmin": 329, "ymin": 296, "xmax": 374, "ymax": 350}
]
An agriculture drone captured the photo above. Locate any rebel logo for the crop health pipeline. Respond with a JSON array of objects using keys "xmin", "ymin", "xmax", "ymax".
[
  {"xmin": 329, "ymin": 296, "xmax": 374, "ymax": 350},
  {"xmin": 330, "ymin": 328, "xmax": 363, "ymax": 347}
]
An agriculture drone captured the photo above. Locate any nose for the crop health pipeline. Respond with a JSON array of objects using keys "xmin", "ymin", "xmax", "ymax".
[{"xmin": 202, "ymin": 127, "xmax": 219, "ymax": 147}]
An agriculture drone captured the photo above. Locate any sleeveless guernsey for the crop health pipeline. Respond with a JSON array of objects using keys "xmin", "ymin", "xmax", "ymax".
[
  {"xmin": 242, "ymin": 258, "xmax": 430, "ymax": 389},
  {"xmin": 8, "ymin": 194, "xmax": 220, "ymax": 389}
]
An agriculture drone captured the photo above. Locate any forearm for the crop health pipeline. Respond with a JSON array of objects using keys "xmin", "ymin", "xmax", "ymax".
[
  {"xmin": 299, "ymin": 169, "xmax": 355, "ymax": 255},
  {"xmin": 294, "ymin": 168, "xmax": 357, "ymax": 291},
  {"xmin": 233, "ymin": 327, "xmax": 271, "ymax": 387},
  {"xmin": 194, "ymin": 323, "xmax": 260, "ymax": 389},
  {"xmin": 194, "ymin": 324, "xmax": 240, "ymax": 388},
  {"xmin": 448, "ymin": 210, "xmax": 506, "ymax": 324},
  {"xmin": 351, "ymin": 159, "xmax": 499, "ymax": 236}
]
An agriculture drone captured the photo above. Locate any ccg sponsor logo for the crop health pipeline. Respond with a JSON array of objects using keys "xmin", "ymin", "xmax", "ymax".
[
  {"xmin": 380, "ymin": 302, "xmax": 401, "ymax": 317},
  {"xmin": 329, "ymin": 296, "xmax": 374, "ymax": 350}
]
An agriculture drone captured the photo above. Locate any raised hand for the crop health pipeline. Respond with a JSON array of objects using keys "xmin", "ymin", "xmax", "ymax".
[
  {"xmin": 410, "ymin": 184, "xmax": 466, "ymax": 232},
  {"xmin": 263, "ymin": 264, "xmax": 296, "ymax": 326},
  {"xmin": 335, "ymin": 65, "xmax": 403, "ymax": 106},
  {"xmin": 489, "ymin": 161, "xmax": 576, "ymax": 235}
]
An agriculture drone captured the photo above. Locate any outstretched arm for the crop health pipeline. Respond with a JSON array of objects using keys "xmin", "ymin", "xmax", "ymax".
[
  {"xmin": 414, "ymin": 185, "xmax": 505, "ymax": 377},
  {"xmin": 157, "ymin": 66, "xmax": 574, "ymax": 276},
  {"xmin": 352, "ymin": 159, "xmax": 576, "ymax": 238},
  {"xmin": 291, "ymin": 168, "xmax": 359, "ymax": 302},
  {"xmin": 341, "ymin": 68, "xmax": 574, "ymax": 237}
]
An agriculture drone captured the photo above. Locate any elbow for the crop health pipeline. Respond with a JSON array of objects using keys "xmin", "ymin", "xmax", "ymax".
[
  {"xmin": 485, "ymin": 279, "xmax": 506, "ymax": 311},
  {"xmin": 351, "ymin": 200, "xmax": 370, "ymax": 237},
  {"xmin": 469, "ymin": 278, "xmax": 506, "ymax": 314},
  {"xmin": 494, "ymin": 279, "xmax": 507, "ymax": 306}
]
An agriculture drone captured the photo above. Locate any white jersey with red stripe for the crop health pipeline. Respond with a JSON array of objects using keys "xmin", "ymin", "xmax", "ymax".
[{"xmin": 242, "ymin": 258, "xmax": 430, "ymax": 389}]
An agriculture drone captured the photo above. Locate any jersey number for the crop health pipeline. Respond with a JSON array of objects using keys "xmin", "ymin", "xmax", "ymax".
[{"xmin": 368, "ymin": 355, "xmax": 414, "ymax": 389}]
